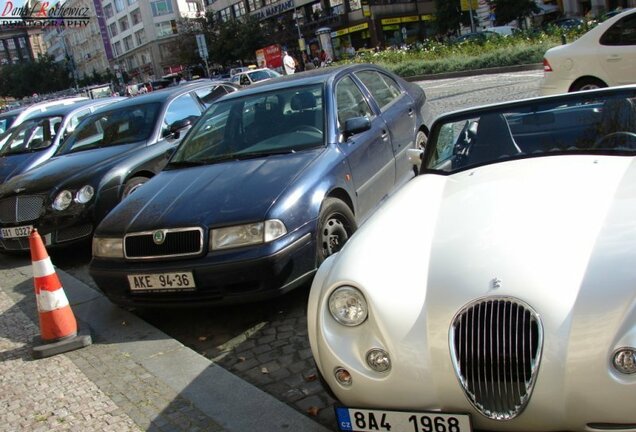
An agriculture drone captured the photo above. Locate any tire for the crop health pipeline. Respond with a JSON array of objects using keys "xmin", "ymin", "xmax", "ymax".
[
  {"xmin": 122, "ymin": 176, "xmax": 149, "ymax": 200},
  {"xmin": 569, "ymin": 77, "xmax": 607, "ymax": 93},
  {"xmin": 415, "ymin": 129, "xmax": 427, "ymax": 150},
  {"xmin": 316, "ymin": 198, "xmax": 357, "ymax": 265}
]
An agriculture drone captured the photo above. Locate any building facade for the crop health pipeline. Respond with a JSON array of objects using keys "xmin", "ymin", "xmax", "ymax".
[
  {"xmin": 0, "ymin": 27, "xmax": 46, "ymax": 65},
  {"xmin": 102, "ymin": 0, "xmax": 203, "ymax": 83}
]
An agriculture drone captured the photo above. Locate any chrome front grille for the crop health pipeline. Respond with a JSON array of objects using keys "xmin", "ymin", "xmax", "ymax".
[
  {"xmin": 0, "ymin": 195, "xmax": 45, "ymax": 223},
  {"xmin": 450, "ymin": 297, "xmax": 543, "ymax": 421},
  {"xmin": 124, "ymin": 227, "xmax": 204, "ymax": 259}
]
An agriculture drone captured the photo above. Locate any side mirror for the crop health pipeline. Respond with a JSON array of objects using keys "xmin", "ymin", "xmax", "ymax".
[
  {"xmin": 343, "ymin": 116, "xmax": 371, "ymax": 139},
  {"xmin": 167, "ymin": 117, "xmax": 194, "ymax": 139}
]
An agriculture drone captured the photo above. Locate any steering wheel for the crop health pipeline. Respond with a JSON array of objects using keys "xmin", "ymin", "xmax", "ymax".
[
  {"xmin": 592, "ymin": 131, "xmax": 636, "ymax": 149},
  {"xmin": 295, "ymin": 125, "xmax": 322, "ymax": 135}
]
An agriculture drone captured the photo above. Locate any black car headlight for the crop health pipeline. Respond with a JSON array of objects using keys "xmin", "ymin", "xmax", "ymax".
[
  {"xmin": 53, "ymin": 185, "xmax": 94, "ymax": 211},
  {"xmin": 210, "ymin": 219, "xmax": 286, "ymax": 250}
]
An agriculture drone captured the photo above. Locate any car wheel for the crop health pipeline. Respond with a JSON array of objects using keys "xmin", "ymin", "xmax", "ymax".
[
  {"xmin": 122, "ymin": 176, "xmax": 149, "ymax": 199},
  {"xmin": 416, "ymin": 129, "xmax": 427, "ymax": 150},
  {"xmin": 317, "ymin": 198, "xmax": 357, "ymax": 265},
  {"xmin": 569, "ymin": 77, "xmax": 607, "ymax": 93}
]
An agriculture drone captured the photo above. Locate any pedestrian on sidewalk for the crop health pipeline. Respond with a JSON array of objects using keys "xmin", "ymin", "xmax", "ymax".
[{"xmin": 283, "ymin": 51, "xmax": 296, "ymax": 75}]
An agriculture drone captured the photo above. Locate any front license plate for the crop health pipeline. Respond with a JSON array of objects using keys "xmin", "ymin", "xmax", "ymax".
[
  {"xmin": 128, "ymin": 272, "xmax": 195, "ymax": 292},
  {"xmin": 1, "ymin": 225, "xmax": 33, "ymax": 238},
  {"xmin": 335, "ymin": 407, "xmax": 472, "ymax": 432}
]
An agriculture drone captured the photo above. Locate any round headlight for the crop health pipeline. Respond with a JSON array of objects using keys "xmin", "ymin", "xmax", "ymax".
[
  {"xmin": 75, "ymin": 185, "xmax": 94, "ymax": 204},
  {"xmin": 366, "ymin": 348, "xmax": 391, "ymax": 373},
  {"xmin": 328, "ymin": 286, "xmax": 368, "ymax": 326},
  {"xmin": 52, "ymin": 190, "xmax": 73, "ymax": 211},
  {"xmin": 613, "ymin": 348, "xmax": 636, "ymax": 374}
]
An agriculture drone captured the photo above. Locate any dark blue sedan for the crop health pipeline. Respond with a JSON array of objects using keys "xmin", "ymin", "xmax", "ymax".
[{"xmin": 90, "ymin": 64, "xmax": 431, "ymax": 307}]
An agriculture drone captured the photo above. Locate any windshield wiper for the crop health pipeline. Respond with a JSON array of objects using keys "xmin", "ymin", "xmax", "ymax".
[{"xmin": 233, "ymin": 149, "xmax": 296, "ymax": 160}]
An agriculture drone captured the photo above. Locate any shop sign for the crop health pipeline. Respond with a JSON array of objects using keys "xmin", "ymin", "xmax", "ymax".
[
  {"xmin": 381, "ymin": 17, "xmax": 401, "ymax": 25},
  {"xmin": 348, "ymin": 22, "xmax": 368, "ymax": 32},
  {"xmin": 421, "ymin": 14, "xmax": 435, "ymax": 20},
  {"xmin": 382, "ymin": 24, "xmax": 400, "ymax": 30},
  {"xmin": 252, "ymin": 0, "xmax": 294, "ymax": 20},
  {"xmin": 401, "ymin": 16, "xmax": 418, "ymax": 23},
  {"xmin": 460, "ymin": 0, "xmax": 478, "ymax": 11}
]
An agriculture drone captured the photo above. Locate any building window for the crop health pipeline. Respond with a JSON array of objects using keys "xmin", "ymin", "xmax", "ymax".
[
  {"xmin": 119, "ymin": 16, "xmax": 129, "ymax": 32},
  {"xmin": 123, "ymin": 35, "xmax": 133, "ymax": 51},
  {"xmin": 140, "ymin": 52, "xmax": 148, "ymax": 64},
  {"xmin": 232, "ymin": 1, "xmax": 245, "ymax": 17},
  {"xmin": 131, "ymin": 8, "xmax": 142, "ymax": 24},
  {"xmin": 219, "ymin": 7, "xmax": 232, "ymax": 21},
  {"xmin": 135, "ymin": 29, "xmax": 146, "ymax": 45},
  {"xmin": 114, "ymin": 0, "xmax": 124, "ymax": 12},
  {"xmin": 186, "ymin": 1, "xmax": 199, "ymax": 12},
  {"xmin": 151, "ymin": 0, "xmax": 173, "ymax": 16},
  {"xmin": 109, "ymin": 22, "xmax": 118, "ymax": 37},
  {"xmin": 7, "ymin": 39, "xmax": 15, "ymax": 49},
  {"xmin": 113, "ymin": 41, "xmax": 121, "ymax": 56},
  {"xmin": 263, "ymin": 0, "xmax": 273, "ymax": 5},
  {"xmin": 155, "ymin": 20, "xmax": 177, "ymax": 38},
  {"xmin": 103, "ymin": 3, "xmax": 114, "ymax": 18},
  {"xmin": 247, "ymin": 0, "xmax": 260, "ymax": 11},
  {"xmin": 127, "ymin": 0, "xmax": 137, "ymax": 4}
]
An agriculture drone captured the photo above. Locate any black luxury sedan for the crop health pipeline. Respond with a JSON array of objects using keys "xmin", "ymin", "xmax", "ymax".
[
  {"xmin": 89, "ymin": 64, "xmax": 432, "ymax": 307},
  {"xmin": 0, "ymin": 81, "xmax": 239, "ymax": 251}
]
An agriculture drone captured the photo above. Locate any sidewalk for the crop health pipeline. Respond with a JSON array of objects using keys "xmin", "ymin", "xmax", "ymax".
[{"xmin": 0, "ymin": 261, "xmax": 332, "ymax": 432}]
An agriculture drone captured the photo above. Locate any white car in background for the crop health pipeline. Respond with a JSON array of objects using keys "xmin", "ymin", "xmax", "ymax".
[
  {"xmin": 540, "ymin": 8, "xmax": 635, "ymax": 95},
  {"xmin": 230, "ymin": 68, "xmax": 282, "ymax": 87}
]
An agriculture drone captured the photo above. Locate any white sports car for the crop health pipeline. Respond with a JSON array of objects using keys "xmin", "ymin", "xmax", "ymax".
[{"xmin": 308, "ymin": 86, "xmax": 636, "ymax": 432}]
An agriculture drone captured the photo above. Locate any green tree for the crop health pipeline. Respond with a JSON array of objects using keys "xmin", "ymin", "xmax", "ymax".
[
  {"xmin": 492, "ymin": 0, "xmax": 539, "ymax": 26},
  {"xmin": 0, "ymin": 55, "xmax": 72, "ymax": 98},
  {"xmin": 434, "ymin": 0, "xmax": 472, "ymax": 36}
]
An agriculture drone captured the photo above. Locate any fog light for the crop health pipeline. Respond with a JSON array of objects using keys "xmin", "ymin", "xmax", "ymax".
[
  {"xmin": 334, "ymin": 367, "xmax": 352, "ymax": 386},
  {"xmin": 613, "ymin": 348, "xmax": 636, "ymax": 374},
  {"xmin": 366, "ymin": 348, "xmax": 391, "ymax": 373}
]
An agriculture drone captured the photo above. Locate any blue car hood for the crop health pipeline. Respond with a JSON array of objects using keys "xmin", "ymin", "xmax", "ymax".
[
  {"xmin": 98, "ymin": 150, "xmax": 322, "ymax": 234},
  {"xmin": 0, "ymin": 152, "xmax": 40, "ymax": 183},
  {"xmin": 0, "ymin": 144, "xmax": 141, "ymax": 195}
]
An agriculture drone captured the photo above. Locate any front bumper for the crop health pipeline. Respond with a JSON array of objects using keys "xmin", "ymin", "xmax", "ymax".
[
  {"xmin": 90, "ymin": 231, "xmax": 315, "ymax": 307},
  {"xmin": 0, "ymin": 213, "xmax": 94, "ymax": 251}
]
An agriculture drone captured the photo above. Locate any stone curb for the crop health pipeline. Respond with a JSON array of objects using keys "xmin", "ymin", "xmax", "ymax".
[{"xmin": 404, "ymin": 62, "xmax": 544, "ymax": 82}]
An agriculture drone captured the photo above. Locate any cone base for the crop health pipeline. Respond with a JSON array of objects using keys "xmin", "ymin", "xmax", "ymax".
[{"xmin": 32, "ymin": 326, "xmax": 92, "ymax": 359}]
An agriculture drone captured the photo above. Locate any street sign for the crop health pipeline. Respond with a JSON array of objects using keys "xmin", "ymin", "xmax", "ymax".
[
  {"xmin": 195, "ymin": 34, "xmax": 208, "ymax": 59},
  {"xmin": 460, "ymin": 0, "xmax": 478, "ymax": 11}
]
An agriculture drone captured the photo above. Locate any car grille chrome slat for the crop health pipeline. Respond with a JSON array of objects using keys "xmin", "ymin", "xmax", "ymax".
[
  {"xmin": 0, "ymin": 195, "xmax": 44, "ymax": 223},
  {"xmin": 450, "ymin": 297, "xmax": 543, "ymax": 421},
  {"xmin": 124, "ymin": 227, "xmax": 204, "ymax": 259}
]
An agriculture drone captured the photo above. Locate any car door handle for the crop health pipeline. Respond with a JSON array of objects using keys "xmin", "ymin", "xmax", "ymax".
[
  {"xmin": 408, "ymin": 108, "xmax": 414, "ymax": 117},
  {"xmin": 381, "ymin": 130, "xmax": 389, "ymax": 140},
  {"xmin": 607, "ymin": 55, "xmax": 622, "ymax": 62}
]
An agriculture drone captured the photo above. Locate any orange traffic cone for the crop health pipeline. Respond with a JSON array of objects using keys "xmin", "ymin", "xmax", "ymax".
[{"xmin": 30, "ymin": 229, "xmax": 91, "ymax": 359}]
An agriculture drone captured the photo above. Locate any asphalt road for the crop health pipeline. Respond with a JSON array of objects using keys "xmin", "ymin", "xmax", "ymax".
[{"xmin": 16, "ymin": 69, "xmax": 545, "ymax": 430}]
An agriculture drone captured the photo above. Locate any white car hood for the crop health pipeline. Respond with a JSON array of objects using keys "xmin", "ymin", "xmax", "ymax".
[{"xmin": 310, "ymin": 155, "xmax": 636, "ymax": 428}]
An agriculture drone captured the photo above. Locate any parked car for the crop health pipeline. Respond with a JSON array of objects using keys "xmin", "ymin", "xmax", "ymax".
[
  {"xmin": 0, "ymin": 81, "xmax": 239, "ymax": 251},
  {"xmin": 0, "ymin": 108, "xmax": 23, "ymax": 134},
  {"xmin": 451, "ymin": 30, "xmax": 500, "ymax": 44},
  {"xmin": 230, "ymin": 68, "xmax": 282, "ymax": 87},
  {"xmin": 89, "ymin": 64, "xmax": 432, "ymax": 308},
  {"xmin": 308, "ymin": 86, "xmax": 636, "ymax": 431},
  {"xmin": 541, "ymin": 16, "xmax": 586, "ymax": 30},
  {"xmin": 0, "ymin": 97, "xmax": 124, "ymax": 183},
  {"xmin": 0, "ymin": 96, "xmax": 88, "ymax": 136},
  {"xmin": 540, "ymin": 8, "xmax": 636, "ymax": 95}
]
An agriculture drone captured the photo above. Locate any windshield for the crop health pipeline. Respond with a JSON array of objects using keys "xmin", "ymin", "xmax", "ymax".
[
  {"xmin": 0, "ymin": 115, "xmax": 63, "ymax": 155},
  {"xmin": 0, "ymin": 113, "xmax": 18, "ymax": 134},
  {"xmin": 57, "ymin": 102, "xmax": 160, "ymax": 155},
  {"xmin": 170, "ymin": 84, "xmax": 324, "ymax": 165},
  {"xmin": 425, "ymin": 92, "xmax": 636, "ymax": 174}
]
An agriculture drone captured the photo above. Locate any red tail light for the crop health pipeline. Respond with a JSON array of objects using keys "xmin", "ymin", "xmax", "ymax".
[{"xmin": 543, "ymin": 58, "xmax": 553, "ymax": 72}]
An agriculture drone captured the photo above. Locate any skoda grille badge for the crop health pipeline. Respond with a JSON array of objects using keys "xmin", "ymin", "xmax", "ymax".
[{"xmin": 153, "ymin": 230, "xmax": 166, "ymax": 245}]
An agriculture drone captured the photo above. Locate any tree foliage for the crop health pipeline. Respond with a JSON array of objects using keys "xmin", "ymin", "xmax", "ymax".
[
  {"xmin": 434, "ymin": 0, "xmax": 472, "ymax": 36},
  {"xmin": 492, "ymin": 0, "xmax": 539, "ymax": 26},
  {"xmin": 0, "ymin": 54, "xmax": 72, "ymax": 98}
]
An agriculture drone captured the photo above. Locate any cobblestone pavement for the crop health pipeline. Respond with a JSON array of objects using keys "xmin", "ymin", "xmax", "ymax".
[
  {"xmin": 51, "ymin": 70, "xmax": 544, "ymax": 431},
  {"xmin": 0, "ymin": 265, "xmax": 226, "ymax": 432}
]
